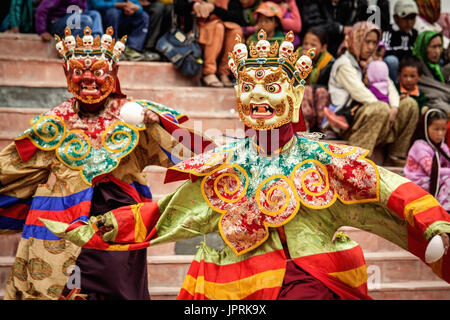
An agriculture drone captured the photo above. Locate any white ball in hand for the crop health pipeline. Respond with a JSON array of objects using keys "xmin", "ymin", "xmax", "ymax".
[
  {"xmin": 120, "ymin": 102, "xmax": 145, "ymax": 125},
  {"xmin": 425, "ymin": 234, "xmax": 445, "ymax": 264}
]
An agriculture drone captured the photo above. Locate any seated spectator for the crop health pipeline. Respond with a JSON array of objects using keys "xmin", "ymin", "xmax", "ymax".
[
  {"xmin": 404, "ymin": 108, "xmax": 450, "ymax": 211},
  {"xmin": 415, "ymin": 0, "xmax": 449, "ymax": 49},
  {"xmin": 88, "ymin": 0, "xmax": 149, "ymax": 61},
  {"xmin": 191, "ymin": 0, "xmax": 245, "ymax": 87},
  {"xmin": 306, "ymin": 0, "xmax": 370, "ymax": 57},
  {"xmin": 246, "ymin": 1, "xmax": 284, "ymax": 46},
  {"xmin": 327, "ymin": 21, "xmax": 419, "ymax": 166},
  {"xmin": 298, "ymin": 26, "xmax": 335, "ymax": 132},
  {"xmin": 396, "ymin": 55, "xmax": 427, "ymax": 113},
  {"xmin": 325, "ymin": 59, "xmax": 391, "ymax": 131},
  {"xmin": 413, "ymin": 30, "xmax": 450, "ymax": 112},
  {"xmin": 35, "ymin": 0, "xmax": 103, "ymax": 41},
  {"xmin": 1, "ymin": 0, "xmax": 37, "ymax": 33},
  {"xmin": 381, "ymin": 0, "xmax": 419, "ymax": 82},
  {"xmin": 140, "ymin": 0, "xmax": 172, "ymax": 61}
]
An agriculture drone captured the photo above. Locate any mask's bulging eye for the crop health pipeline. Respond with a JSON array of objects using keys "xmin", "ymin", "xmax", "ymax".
[
  {"xmin": 242, "ymin": 82, "xmax": 254, "ymax": 92},
  {"xmin": 94, "ymin": 70, "xmax": 104, "ymax": 77},
  {"xmin": 74, "ymin": 69, "xmax": 82, "ymax": 76},
  {"xmin": 265, "ymin": 83, "xmax": 281, "ymax": 94}
]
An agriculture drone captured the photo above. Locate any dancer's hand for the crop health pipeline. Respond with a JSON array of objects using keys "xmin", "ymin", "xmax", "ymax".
[{"xmin": 143, "ymin": 109, "xmax": 160, "ymax": 125}]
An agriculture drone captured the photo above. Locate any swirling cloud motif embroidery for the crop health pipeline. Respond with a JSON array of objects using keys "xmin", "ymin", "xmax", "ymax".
[
  {"xmin": 17, "ymin": 115, "xmax": 143, "ymax": 185},
  {"xmin": 174, "ymin": 139, "xmax": 379, "ymax": 256}
]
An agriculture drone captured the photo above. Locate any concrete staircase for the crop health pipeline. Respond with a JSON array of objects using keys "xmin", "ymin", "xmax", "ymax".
[{"xmin": 0, "ymin": 33, "xmax": 448, "ymax": 300}]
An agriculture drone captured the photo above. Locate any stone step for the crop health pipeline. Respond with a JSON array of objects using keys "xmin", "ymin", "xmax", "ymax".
[
  {"xmin": 148, "ymin": 281, "xmax": 450, "ymax": 300},
  {"xmin": 337, "ymin": 227, "xmax": 405, "ymax": 252},
  {"xmin": 0, "ymin": 33, "xmax": 59, "ymax": 60},
  {"xmin": 0, "ymin": 58, "xmax": 200, "ymax": 88},
  {"xmin": 368, "ymin": 281, "xmax": 450, "ymax": 300}
]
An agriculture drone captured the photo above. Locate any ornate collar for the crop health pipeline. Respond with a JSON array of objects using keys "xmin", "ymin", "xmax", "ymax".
[{"xmin": 167, "ymin": 137, "xmax": 380, "ymax": 255}]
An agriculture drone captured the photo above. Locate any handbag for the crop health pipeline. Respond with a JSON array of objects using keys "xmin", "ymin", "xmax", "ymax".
[{"xmin": 156, "ymin": 9, "xmax": 203, "ymax": 77}]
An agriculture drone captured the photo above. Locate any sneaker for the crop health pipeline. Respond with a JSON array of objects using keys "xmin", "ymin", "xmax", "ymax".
[
  {"xmin": 201, "ymin": 74, "xmax": 224, "ymax": 87},
  {"xmin": 124, "ymin": 47, "xmax": 145, "ymax": 62},
  {"xmin": 144, "ymin": 50, "xmax": 161, "ymax": 62}
]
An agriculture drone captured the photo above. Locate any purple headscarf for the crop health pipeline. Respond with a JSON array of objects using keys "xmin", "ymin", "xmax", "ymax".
[{"xmin": 366, "ymin": 60, "xmax": 390, "ymax": 104}]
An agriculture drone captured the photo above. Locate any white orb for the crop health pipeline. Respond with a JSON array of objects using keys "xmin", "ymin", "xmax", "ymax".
[
  {"xmin": 425, "ymin": 234, "xmax": 445, "ymax": 264},
  {"xmin": 120, "ymin": 102, "xmax": 144, "ymax": 125}
]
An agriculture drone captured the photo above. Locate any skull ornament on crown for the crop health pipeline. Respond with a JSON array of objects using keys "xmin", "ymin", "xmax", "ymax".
[
  {"xmin": 295, "ymin": 48, "xmax": 316, "ymax": 80},
  {"xmin": 101, "ymin": 26, "xmax": 115, "ymax": 51},
  {"xmin": 232, "ymin": 35, "xmax": 248, "ymax": 65},
  {"xmin": 113, "ymin": 36, "xmax": 127, "ymax": 57},
  {"xmin": 279, "ymin": 31, "xmax": 295, "ymax": 60},
  {"xmin": 228, "ymin": 29, "xmax": 315, "ymax": 130},
  {"xmin": 55, "ymin": 26, "xmax": 125, "ymax": 105}
]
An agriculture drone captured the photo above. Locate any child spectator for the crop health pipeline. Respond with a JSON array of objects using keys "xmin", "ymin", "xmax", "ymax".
[
  {"xmin": 88, "ymin": 0, "xmax": 149, "ymax": 61},
  {"xmin": 381, "ymin": 0, "xmax": 419, "ymax": 82},
  {"xmin": 325, "ymin": 60, "xmax": 391, "ymax": 131},
  {"xmin": 241, "ymin": 0, "xmax": 300, "ymax": 46},
  {"xmin": 140, "ymin": 0, "xmax": 172, "ymax": 61},
  {"xmin": 299, "ymin": 26, "xmax": 335, "ymax": 132},
  {"xmin": 271, "ymin": 0, "xmax": 301, "ymax": 47},
  {"xmin": 241, "ymin": 0, "xmax": 260, "ymax": 39},
  {"xmin": 396, "ymin": 55, "xmax": 427, "ymax": 113},
  {"xmin": 246, "ymin": 1, "xmax": 284, "ymax": 46},
  {"xmin": 1, "ymin": 0, "xmax": 37, "ymax": 33},
  {"xmin": 35, "ymin": 0, "xmax": 103, "ymax": 41},
  {"xmin": 404, "ymin": 108, "xmax": 450, "ymax": 211}
]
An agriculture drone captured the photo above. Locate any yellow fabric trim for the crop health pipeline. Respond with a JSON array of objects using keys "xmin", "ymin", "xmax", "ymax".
[
  {"xmin": 255, "ymin": 174, "xmax": 300, "ymax": 216},
  {"xmin": 133, "ymin": 203, "xmax": 147, "ymax": 243},
  {"xmin": 317, "ymin": 141, "xmax": 359, "ymax": 158},
  {"xmin": 201, "ymin": 163, "xmax": 248, "ymax": 214},
  {"xmin": 329, "ymin": 265, "xmax": 368, "ymax": 288},
  {"xmin": 106, "ymin": 244, "xmax": 130, "ymax": 251},
  {"xmin": 180, "ymin": 268, "xmax": 285, "ymax": 300},
  {"xmin": 15, "ymin": 115, "xmax": 67, "ymax": 151},
  {"xmin": 404, "ymin": 194, "xmax": 440, "ymax": 227},
  {"xmin": 170, "ymin": 149, "xmax": 233, "ymax": 178}
]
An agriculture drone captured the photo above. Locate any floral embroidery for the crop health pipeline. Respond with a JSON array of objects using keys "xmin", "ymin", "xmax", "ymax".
[{"xmin": 171, "ymin": 136, "xmax": 380, "ymax": 255}]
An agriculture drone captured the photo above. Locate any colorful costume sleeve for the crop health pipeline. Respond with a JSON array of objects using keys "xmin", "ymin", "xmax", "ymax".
[
  {"xmin": 40, "ymin": 179, "xmax": 216, "ymax": 250},
  {"xmin": 0, "ymin": 143, "xmax": 51, "ymax": 233},
  {"xmin": 339, "ymin": 167, "xmax": 450, "ymax": 282}
]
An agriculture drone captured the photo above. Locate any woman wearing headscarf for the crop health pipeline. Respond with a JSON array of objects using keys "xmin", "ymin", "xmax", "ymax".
[
  {"xmin": 413, "ymin": 30, "xmax": 450, "ymax": 112},
  {"xmin": 327, "ymin": 21, "xmax": 419, "ymax": 165},
  {"xmin": 299, "ymin": 26, "xmax": 335, "ymax": 132},
  {"xmin": 414, "ymin": 0, "xmax": 449, "ymax": 48}
]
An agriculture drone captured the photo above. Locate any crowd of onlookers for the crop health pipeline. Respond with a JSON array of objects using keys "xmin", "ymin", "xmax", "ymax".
[{"xmin": 0, "ymin": 0, "xmax": 449, "ymax": 211}]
